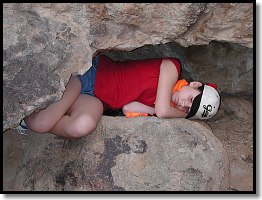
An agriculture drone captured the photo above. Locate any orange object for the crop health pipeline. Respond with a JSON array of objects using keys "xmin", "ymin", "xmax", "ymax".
[
  {"xmin": 172, "ymin": 79, "xmax": 189, "ymax": 95},
  {"xmin": 126, "ymin": 112, "xmax": 149, "ymax": 118},
  {"xmin": 153, "ymin": 79, "xmax": 189, "ymax": 107},
  {"xmin": 170, "ymin": 79, "xmax": 189, "ymax": 107}
]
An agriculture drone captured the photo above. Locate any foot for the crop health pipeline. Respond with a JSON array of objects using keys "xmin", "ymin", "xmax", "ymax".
[{"xmin": 13, "ymin": 120, "xmax": 28, "ymax": 135}]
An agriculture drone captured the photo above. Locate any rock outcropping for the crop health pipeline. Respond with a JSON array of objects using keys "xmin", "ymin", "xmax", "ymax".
[
  {"xmin": 3, "ymin": 117, "xmax": 229, "ymax": 191},
  {"xmin": 3, "ymin": 3, "xmax": 253, "ymax": 131}
]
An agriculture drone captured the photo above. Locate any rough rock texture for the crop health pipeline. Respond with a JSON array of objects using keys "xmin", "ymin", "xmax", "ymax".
[
  {"xmin": 179, "ymin": 42, "xmax": 253, "ymax": 95},
  {"xmin": 3, "ymin": 3, "xmax": 253, "ymax": 131},
  {"xmin": 176, "ymin": 3, "xmax": 253, "ymax": 48},
  {"xmin": 207, "ymin": 95, "xmax": 253, "ymax": 191},
  {"xmin": 3, "ymin": 117, "xmax": 229, "ymax": 191}
]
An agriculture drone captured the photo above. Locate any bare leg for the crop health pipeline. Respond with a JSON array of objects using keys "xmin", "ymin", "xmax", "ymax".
[
  {"xmin": 25, "ymin": 75, "xmax": 82, "ymax": 133},
  {"xmin": 49, "ymin": 94, "xmax": 103, "ymax": 139}
]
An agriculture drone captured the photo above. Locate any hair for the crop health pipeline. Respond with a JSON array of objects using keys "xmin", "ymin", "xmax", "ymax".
[
  {"xmin": 185, "ymin": 83, "xmax": 204, "ymax": 119},
  {"xmin": 197, "ymin": 85, "xmax": 204, "ymax": 93}
]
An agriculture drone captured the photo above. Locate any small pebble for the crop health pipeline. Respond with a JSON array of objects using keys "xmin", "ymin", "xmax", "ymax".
[{"xmin": 241, "ymin": 154, "xmax": 247, "ymax": 160}]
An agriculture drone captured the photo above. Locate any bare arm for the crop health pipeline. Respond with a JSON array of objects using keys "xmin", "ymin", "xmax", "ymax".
[
  {"xmin": 122, "ymin": 101, "xmax": 155, "ymax": 115},
  {"xmin": 155, "ymin": 59, "xmax": 187, "ymax": 118}
]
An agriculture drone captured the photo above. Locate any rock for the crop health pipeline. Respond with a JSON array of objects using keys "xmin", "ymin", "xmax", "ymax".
[
  {"xmin": 221, "ymin": 96, "xmax": 253, "ymax": 122},
  {"xmin": 3, "ymin": 117, "xmax": 230, "ymax": 191},
  {"xmin": 177, "ymin": 42, "xmax": 253, "ymax": 95},
  {"xmin": 3, "ymin": 3, "xmax": 253, "ymax": 131},
  {"xmin": 176, "ymin": 3, "xmax": 253, "ymax": 48},
  {"xmin": 206, "ymin": 94, "xmax": 253, "ymax": 191},
  {"xmin": 240, "ymin": 154, "xmax": 248, "ymax": 161},
  {"xmin": 229, "ymin": 158, "xmax": 253, "ymax": 191}
]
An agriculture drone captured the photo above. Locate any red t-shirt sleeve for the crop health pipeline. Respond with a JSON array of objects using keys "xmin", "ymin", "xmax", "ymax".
[{"xmin": 163, "ymin": 57, "xmax": 181, "ymax": 77}]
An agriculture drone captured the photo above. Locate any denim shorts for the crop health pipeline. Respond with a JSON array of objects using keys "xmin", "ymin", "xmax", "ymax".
[{"xmin": 77, "ymin": 55, "xmax": 100, "ymax": 96}]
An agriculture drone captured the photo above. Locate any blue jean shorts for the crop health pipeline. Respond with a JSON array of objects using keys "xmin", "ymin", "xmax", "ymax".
[{"xmin": 77, "ymin": 55, "xmax": 100, "ymax": 96}]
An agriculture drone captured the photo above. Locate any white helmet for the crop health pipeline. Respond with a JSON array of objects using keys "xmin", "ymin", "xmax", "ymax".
[{"xmin": 186, "ymin": 84, "xmax": 221, "ymax": 120}]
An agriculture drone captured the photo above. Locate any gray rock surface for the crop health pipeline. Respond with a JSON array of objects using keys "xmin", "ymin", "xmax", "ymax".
[
  {"xmin": 207, "ymin": 95, "xmax": 253, "ymax": 191},
  {"xmin": 176, "ymin": 3, "xmax": 253, "ymax": 48},
  {"xmin": 3, "ymin": 117, "xmax": 229, "ymax": 191},
  {"xmin": 3, "ymin": 3, "xmax": 253, "ymax": 131}
]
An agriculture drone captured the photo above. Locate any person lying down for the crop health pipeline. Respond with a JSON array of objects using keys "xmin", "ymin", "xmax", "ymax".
[{"xmin": 15, "ymin": 54, "xmax": 221, "ymax": 139}]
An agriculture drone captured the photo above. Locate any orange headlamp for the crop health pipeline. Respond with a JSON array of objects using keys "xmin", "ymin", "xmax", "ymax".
[
  {"xmin": 170, "ymin": 79, "xmax": 189, "ymax": 107},
  {"xmin": 172, "ymin": 79, "xmax": 189, "ymax": 94}
]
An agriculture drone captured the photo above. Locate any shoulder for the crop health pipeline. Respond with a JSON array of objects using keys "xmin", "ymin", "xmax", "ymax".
[
  {"xmin": 161, "ymin": 57, "xmax": 181, "ymax": 76},
  {"xmin": 160, "ymin": 59, "xmax": 179, "ymax": 73}
]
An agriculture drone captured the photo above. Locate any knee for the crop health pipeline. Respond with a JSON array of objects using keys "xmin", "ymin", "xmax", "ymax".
[
  {"xmin": 66, "ymin": 115, "xmax": 98, "ymax": 139},
  {"xmin": 26, "ymin": 117, "xmax": 51, "ymax": 134}
]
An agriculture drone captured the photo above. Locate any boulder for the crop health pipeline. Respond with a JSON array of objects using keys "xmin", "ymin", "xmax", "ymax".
[{"xmin": 3, "ymin": 117, "xmax": 229, "ymax": 191}]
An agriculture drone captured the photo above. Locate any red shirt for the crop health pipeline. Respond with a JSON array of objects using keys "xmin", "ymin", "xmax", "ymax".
[{"xmin": 94, "ymin": 55, "xmax": 181, "ymax": 110}]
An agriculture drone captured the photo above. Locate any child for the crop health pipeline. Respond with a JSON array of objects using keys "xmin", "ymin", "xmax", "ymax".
[{"xmin": 14, "ymin": 54, "xmax": 220, "ymax": 139}]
